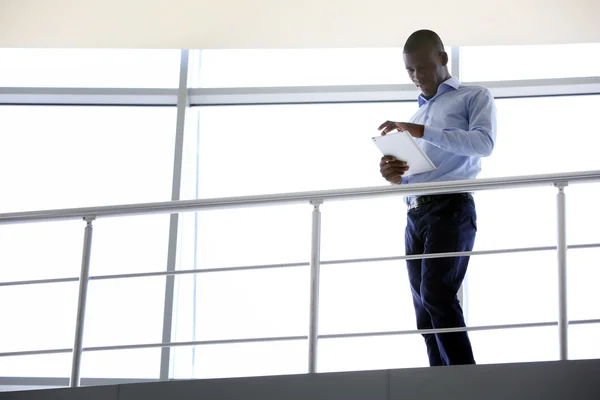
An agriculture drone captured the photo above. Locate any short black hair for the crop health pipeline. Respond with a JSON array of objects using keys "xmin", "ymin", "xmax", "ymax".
[{"xmin": 403, "ymin": 29, "xmax": 445, "ymax": 54}]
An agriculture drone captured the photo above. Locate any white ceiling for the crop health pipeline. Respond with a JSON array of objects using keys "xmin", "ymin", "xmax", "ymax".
[{"xmin": 0, "ymin": 0, "xmax": 599, "ymax": 49}]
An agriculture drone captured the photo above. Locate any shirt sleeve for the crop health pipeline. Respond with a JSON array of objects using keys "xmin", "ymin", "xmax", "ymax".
[{"xmin": 422, "ymin": 87, "xmax": 497, "ymax": 157}]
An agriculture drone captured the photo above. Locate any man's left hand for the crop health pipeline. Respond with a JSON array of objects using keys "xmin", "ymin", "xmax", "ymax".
[{"xmin": 378, "ymin": 121, "xmax": 425, "ymax": 138}]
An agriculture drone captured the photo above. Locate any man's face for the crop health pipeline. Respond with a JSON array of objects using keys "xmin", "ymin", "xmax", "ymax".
[{"xmin": 403, "ymin": 47, "xmax": 448, "ymax": 98}]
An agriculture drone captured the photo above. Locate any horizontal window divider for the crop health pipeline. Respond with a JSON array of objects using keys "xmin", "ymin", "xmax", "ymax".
[
  {"xmin": 3, "ymin": 242, "xmax": 600, "ymax": 287},
  {"xmin": 0, "ymin": 87, "xmax": 179, "ymax": 106},
  {"xmin": 189, "ymin": 84, "xmax": 420, "ymax": 105},
  {"xmin": 471, "ymin": 77, "xmax": 600, "ymax": 99},
  {"xmin": 189, "ymin": 78, "xmax": 599, "ymax": 105},
  {"xmin": 3, "ymin": 170, "xmax": 600, "ymax": 225},
  {"xmin": 1, "ymin": 77, "xmax": 598, "ymax": 106}
]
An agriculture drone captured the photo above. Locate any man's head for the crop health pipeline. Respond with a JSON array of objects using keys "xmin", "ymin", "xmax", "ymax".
[{"xmin": 403, "ymin": 30, "xmax": 450, "ymax": 98}]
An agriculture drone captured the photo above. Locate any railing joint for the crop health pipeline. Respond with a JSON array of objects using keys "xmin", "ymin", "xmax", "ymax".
[
  {"xmin": 554, "ymin": 181, "xmax": 569, "ymax": 190},
  {"xmin": 310, "ymin": 199, "xmax": 324, "ymax": 208}
]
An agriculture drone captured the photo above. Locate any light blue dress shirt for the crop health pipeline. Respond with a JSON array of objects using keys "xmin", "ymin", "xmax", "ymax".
[{"xmin": 402, "ymin": 77, "xmax": 497, "ymax": 186}]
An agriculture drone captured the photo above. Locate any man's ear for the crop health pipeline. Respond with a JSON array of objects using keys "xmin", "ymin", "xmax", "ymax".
[{"xmin": 440, "ymin": 51, "xmax": 449, "ymax": 67}]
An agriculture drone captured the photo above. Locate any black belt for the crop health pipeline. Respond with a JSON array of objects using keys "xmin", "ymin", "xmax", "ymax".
[{"xmin": 407, "ymin": 193, "xmax": 473, "ymax": 211}]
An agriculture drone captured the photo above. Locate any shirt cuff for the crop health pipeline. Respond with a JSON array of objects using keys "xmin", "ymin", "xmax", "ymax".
[{"xmin": 422, "ymin": 125, "xmax": 444, "ymax": 146}]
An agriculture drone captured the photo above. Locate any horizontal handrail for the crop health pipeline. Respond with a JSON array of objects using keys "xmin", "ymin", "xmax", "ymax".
[
  {"xmin": 2, "ymin": 170, "xmax": 600, "ymax": 377},
  {"xmin": 2, "ymin": 318, "xmax": 599, "ymax": 358},
  {"xmin": 2, "ymin": 242, "xmax": 599, "ymax": 288},
  {"xmin": 1, "ymin": 170, "xmax": 600, "ymax": 224}
]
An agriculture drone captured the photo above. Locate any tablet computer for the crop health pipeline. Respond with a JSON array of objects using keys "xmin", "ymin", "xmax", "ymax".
[{"xmin": 372, "ymin": 131, "xmax": 436, "ymax": 176}]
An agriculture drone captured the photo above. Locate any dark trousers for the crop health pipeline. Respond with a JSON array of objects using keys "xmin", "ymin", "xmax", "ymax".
[{"xmin": 405, "ymin": 194, "xmax": 477, "ymax": 366}]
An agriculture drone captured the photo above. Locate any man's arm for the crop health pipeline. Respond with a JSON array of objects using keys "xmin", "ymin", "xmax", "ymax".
[
  {"xmin": 422, "ymin": 87, "xmax": 496, "ymax": 157},
  {"xmin": 378, "ymin": 87, "xmax": 497, "ymax": 157}
]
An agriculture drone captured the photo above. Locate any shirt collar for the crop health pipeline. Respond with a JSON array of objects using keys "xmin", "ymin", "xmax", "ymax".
[{"xmin": 418, "ymin": 76, "xmax": 460, "ymax": 107}]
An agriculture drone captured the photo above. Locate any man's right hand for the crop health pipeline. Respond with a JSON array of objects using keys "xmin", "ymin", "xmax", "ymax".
[{"xmin": 379, "ymin": 156, "xmax": 409, "ymax": 184}]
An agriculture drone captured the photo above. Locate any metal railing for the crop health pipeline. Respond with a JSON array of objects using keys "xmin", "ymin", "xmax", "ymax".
[{"xmin": 2, "ymin": 170, "xmax": 600, "ymax": 387}]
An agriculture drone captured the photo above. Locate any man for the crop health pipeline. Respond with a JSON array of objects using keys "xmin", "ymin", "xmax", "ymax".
[{"xmin": 378, "ymin": 29, "xmax": 497, "ymax": 366}]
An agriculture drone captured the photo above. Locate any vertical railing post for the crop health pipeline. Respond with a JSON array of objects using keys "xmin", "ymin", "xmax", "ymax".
[
  {"xmin": 459, "ymin": 277, "xmax": 469, "ymax": 324},
  {"xmin": 555, "ymin": 182, "xmax": 568, "ymax": 361},
  {"xmin": 70, "ymin": 216, "xmax": 95, "ymax": 387},
  {"xmin": 308, "ymin": 199, "xmax": 323, "ymax": 374}
]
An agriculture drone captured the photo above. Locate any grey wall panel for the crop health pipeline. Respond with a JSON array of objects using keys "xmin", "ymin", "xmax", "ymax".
[
  {"xmin": 118, "ymin": 370, "xmax": 389, "ymax": 400},
  {"xmin": 0, "ymin": 384, "xmax": 118, "ymax": 400},
  {"xmin": 390, "ymin": 360, "xmax": 600, "ymax": 400},
  {"xmin": 3, "ymin": 359, "xmax": 600, "ymax": 400}
]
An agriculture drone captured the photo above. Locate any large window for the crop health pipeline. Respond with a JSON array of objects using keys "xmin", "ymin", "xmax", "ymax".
[
  {"xmin": 195, "ymin": 48, "xmax": 436, "ymax": 87},
  {"xmin": 0, "ymin": 106, "xmax": 176, "ymax": 212},
  {"xmin": 187, "ymin": 102, "xmax": 416, "ymax": 198},
  {"xmin": 461, "ymin": 43, "xmax": 600, "ymax": 82},
  {"xmin": 0, "ymin": 49, "xmax": 181, "ymax": 88},
  {"xmin": 175, "ymin": 92, "xmax": 600, "ymax": 375},
  {"xmin": 1, "ymin": 45, "xmax": 600, "ymax": 390},
  {"xmin": 468, "ymin": 95, "xmax": 600, "ymax": 366},
  {"xmin": 481, "ymin": 95, "xmax": 600, "ymax": 178},
  {"xmin": 0, "ymin": 105, "xmax": 176, "ymax": 381}
]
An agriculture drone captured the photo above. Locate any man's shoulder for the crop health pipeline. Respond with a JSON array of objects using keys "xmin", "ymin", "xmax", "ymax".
[{"xmin": 456, "ymin": 83, "xmax": 493, "ymax": 98}]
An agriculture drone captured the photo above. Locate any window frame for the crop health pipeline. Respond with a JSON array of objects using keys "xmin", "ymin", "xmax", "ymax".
[{"xmin": 1, "ymin": 45, "xmax": 600, "ymax": 390}]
